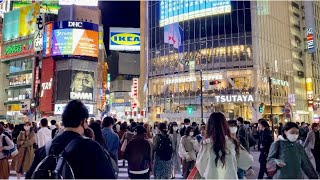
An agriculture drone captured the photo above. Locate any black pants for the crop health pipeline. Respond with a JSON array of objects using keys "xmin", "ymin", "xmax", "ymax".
[
  {"xmin": 312, "ymin": 148, "xmax": 320, "ymax": 173},
  {"xmin": 182, "ymin": 159, "xmax": 195, "ymax": 179},
  {"xmin": 128, "ymin": 171, "xmax": 150, "ymax": 179}
]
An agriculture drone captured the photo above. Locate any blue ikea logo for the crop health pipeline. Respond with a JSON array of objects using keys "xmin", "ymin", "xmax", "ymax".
[{"xmin": 110, "ymin": 32, "xmax": 140, "ymax": 46}]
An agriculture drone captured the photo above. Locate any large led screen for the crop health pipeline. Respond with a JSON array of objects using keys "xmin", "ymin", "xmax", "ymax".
[
  {"xmin": 159, "ymin": 0, "xmax": 231, "ymax": 27},
  {"xmin": 52, "ymin": 29, "xmax": 99, "ymax": 57}
]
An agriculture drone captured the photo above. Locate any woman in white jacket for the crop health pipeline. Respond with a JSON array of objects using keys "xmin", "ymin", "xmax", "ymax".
[
  {"xmin": 196, "ymin": 112, "xmax": 253, "ymax": 179},
  {"xmin": 179, "ymin": 126, "xmax": 200, "ymax": 178}
]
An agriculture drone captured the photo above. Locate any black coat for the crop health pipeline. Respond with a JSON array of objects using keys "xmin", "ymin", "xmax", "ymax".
[
  {"xmin": 26, "ymin": 131, "xmax": 116, "ymax": 179},
  {"xmin": 259, "ymin": 128, "xmax": 273, "ymax": 163}
]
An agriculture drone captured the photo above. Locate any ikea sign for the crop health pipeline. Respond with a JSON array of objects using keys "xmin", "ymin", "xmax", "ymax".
[{"xmin": 109, "ymin": 27, "xmax": 140, "ymax": 51}]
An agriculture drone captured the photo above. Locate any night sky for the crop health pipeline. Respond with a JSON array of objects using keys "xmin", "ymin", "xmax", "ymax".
[{"xmin": 100, "ymin": 1, "xmax": 140, "ymax": 54}]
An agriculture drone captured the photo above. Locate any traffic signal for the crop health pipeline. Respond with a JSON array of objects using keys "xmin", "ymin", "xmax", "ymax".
[
  {"xmin": 259, "ymin": 104, "xmax": 264, "ymax": 113},
  {"xmin": 209, "ymin": 80, "xmax": 221, "ymax": 85},
  {"xmin": 187, "ymin": 106, "xmax": 193, "ymax": 114}
]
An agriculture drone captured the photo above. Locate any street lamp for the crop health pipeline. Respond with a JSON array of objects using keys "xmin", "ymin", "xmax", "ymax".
[{"xmin": 200, "ymin": 70, "xmax": 203, "ymax": 123}]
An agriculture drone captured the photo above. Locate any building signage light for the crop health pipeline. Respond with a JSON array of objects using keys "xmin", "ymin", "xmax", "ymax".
[
  {"xmin": 55, "ymin": 103, "xmax": 93, "ymax": 115},
  {"xmin": 215, "ymin": 94, "xmax": 254, "ymax": 103},
  {"xmin": 261, "ymin": 77, "xmax": 289, "ymax": 87},
  {"xmin": 306, "ymin": 28, "xmax": 315, "ymax": 51},
  {"xmin": 306, "ymin": 78, "xmax": 314, "ymax": 107},
  {"xmin": 165, "ymin": 74, "xmax": 223, "ymax": 84},
  {"xmin": 2, "ymin": 40, "xmax": 34, "ymax": 59},
  {"xmin": 40, "ymin": 78, "xmax": 52, "ymax": 97}
]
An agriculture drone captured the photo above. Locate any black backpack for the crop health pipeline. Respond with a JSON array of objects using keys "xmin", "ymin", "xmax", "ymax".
[
  {"xmin": 31, "ymin": 137, "xmax": 82, "ymax": 179},
  {"xmin": 156, "ymin": 134, "xmax": 173, "ymax": 161}
]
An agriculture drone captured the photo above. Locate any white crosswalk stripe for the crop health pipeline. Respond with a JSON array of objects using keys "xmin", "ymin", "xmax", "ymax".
[{"xmin": 9, "ymin": 159, "xmax": 183, "ymax": 179}]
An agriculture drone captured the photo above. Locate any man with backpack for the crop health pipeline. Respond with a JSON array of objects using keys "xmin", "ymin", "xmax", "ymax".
[
  {"xmin": 26, "ymin": 100, "xmax": 116, "ymax": 179},
  {"xmin": 153, "ymin": 123, "xmax": 173, "ymax": 179}
]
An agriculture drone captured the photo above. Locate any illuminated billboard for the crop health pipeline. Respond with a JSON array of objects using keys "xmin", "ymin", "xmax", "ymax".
[
  {"xmin": 2, "ymin": 39, "xmax": 34, "ymax": 59},
  {"xmin": 109, "ymin": 27, "xmax": 140, "ymax": 51},
  {"xmin": 70, "ymin": 70, "xmax": 94, "ymax": 101},
  {"xmin": 159, "ymin": 0, "xmax": 231, "ymax": 27},
  {"xmin": 59, "ymin": 0, "xmax": 98, "ymax": 6},
  {"xmin": 49, "ymin": 21, "xmax": 99, "ymax": 58},
  {"xmin": 2, "ymin": 3, "xmax": 40, "ymax": 41},
  {"xmin": 12, "ymin": 1, "xmax": 60, "ymax": 14},
  {"xmin": 52, "ymin": 29, "xmax": 99, "ymax": 57}
]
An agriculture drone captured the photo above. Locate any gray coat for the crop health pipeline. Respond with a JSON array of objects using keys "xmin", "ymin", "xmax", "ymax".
[
  {"xmin": 303, "ymin": 130, "xmax": 317, "ymax": 169},
  {"xmin": 267, "ymin": 140, "xmax": 318, "ymax": 179}
]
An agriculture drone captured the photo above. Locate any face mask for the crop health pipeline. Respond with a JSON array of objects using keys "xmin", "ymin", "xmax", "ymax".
[
  {"xmin": 173, "ymin": 127, "xmax": 178, "ymax": 131},
  {"xmin": 286, "ymin": 133, "xmax": 299, "ymax": 142},
  {"xmin": 189, "ymin": 132, "xmax": 194, "ymax": 136},
  {"xmin": 24, "ymin": 126, "xmax": 31, "ymax": 131},
  {"xmin": 60, "ymin": 126, "xmax": 65, "ymax": 130},
  {"xmin": 229, "ymin": 127, "xmax": 238, "ymax": 134},
  {"xmin": 185, "ymin": 125, "xmax": 190, "ymax": 128},
  {"xmin": 133, "ymin": 131, "xmax": 137, "ymax": 136}
]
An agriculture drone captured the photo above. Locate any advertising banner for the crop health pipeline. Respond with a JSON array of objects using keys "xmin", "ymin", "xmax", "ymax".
[
  {"xmin": 52, "ymin": 29, "xmax": 99, "ymax": 57},
  {"xmin": 1, "ymin": 39, "xmax": 34, "ymax": 59},
  {"xmin": 2, "ymin": 3, "xmax": 40, "ymax": 41},
  {"xmin": 43, "ymin": 22, "xmax": 53, "ymax": 57},
  {"xmin": 70, "ymin": 70, "xmax": 94, "ymax": 101},
  {"xmin": 34, "ymin": 14, "xmax": 45, "ymax": 52},
  {"xmin": 39, "ymin": 58, "xmax": 55, "ymax": 113},
  {"xmin": 12, "ymin": 0, "xmax": 60, "ymax": 14},
  {"xmin": 109, "ymin": 27, "xmax": 140, "ymax": 51},
  {"xmin": 304, "ymin": 1, "xmax": 317, "ymax": 54}
]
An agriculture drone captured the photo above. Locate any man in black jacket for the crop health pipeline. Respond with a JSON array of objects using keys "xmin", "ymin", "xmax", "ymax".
[
  {"xmin": 237, "ymin": 117, "xmax": 250, "ymax": 151},
  {"xmin": 26, "ymin": 100, "xmax": 116, "ymax": 179},
  {"xmin": 257, "ymin": 119, "xmax": 273, "ymax": 179}
]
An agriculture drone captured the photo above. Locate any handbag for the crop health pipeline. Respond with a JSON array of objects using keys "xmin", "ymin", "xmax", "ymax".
[
  {"xmin": 2, "ymin": 134, "xmax": 19, "ymax": 158},
  {"xmin": 187, "ymin": 166, "xmax": 202, "ymax": 179},
  {"xmin": 266, "ymin": 160, "xmax": 277, "ymax": 177},
  {"xmin": 121, "ymin": 139, "xmax": 128, "ymax": 152}
]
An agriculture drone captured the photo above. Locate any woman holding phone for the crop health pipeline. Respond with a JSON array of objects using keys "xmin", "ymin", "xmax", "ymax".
[{"xmin": 267, "ymin": 122, "xmax": 318, "ymax": 179}]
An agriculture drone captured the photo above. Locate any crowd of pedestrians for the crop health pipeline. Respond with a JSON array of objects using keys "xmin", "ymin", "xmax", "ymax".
[{"xmin": 0, "ymin": 100, "xmax": 319, "ymax": 179}]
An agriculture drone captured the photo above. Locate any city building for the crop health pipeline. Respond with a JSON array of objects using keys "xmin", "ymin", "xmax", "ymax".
[
  {"xmin": 107, "ymin": 27, "xmax": 141, "ymax": 120},
  {"xmin": 143, "ymin": 1, "xmax": 316, "ymax": 123}
]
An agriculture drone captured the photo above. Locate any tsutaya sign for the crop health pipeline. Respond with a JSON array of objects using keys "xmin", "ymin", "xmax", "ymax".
[
  {"xmin": 215, "ymin": 94, "xmax": 254, "ymax": 103},
  {"xmin": 165, "ymin": 74, "xmax": 223, "ymax": 84}
]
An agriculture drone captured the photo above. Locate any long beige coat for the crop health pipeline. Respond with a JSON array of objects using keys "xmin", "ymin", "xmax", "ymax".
[{"xmin": 14, "ymin": 131, "xmax": 35, "ymax": 173}]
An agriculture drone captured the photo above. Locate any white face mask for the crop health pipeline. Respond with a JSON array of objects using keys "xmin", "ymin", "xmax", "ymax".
[
  {"xmin": 185, "ymin": 125, "xmax": 190, "ymax": 128},
  {"xmin": 60, "ymin": 126, "xmax": 65, "ymax": 130},
  {"xmin": 24, "ymin": 126, "xmax": 31, "ymax": 131},
  {"xmin": 229, "ymin": 127, "xmax": 238, "ymax": 134},
  {"xmin": 189, "ymin": 132, "xmax": 194, "ymax": 136},
  {"xmin": 173, "ymin": 127, "xmax": 178, "ymax": 131},
  {"xmin": 133, "ymin": 131, "xmax": 137, "ymax": 136},
  {"xmin": 286, "ymin": 133, "xmax": 299, "ymax": 142}
]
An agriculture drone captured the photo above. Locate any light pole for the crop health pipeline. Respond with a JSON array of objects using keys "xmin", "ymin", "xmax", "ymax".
[
  {"xmin": 200, "ymin": 70, "xmax": 203, "ymax": 124},
  {"xmin": 269, "ymin": 77, "xmax": 274, "ymax": 133}
]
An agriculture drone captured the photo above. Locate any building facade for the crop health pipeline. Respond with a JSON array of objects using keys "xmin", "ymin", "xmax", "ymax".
[{"xmin": 144, "ymin": 1, "xmax": 313, "ymax": 123}]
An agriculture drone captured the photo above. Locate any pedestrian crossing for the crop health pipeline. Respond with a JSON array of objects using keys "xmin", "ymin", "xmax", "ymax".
[{"xmin": 9, "ymin": 159, "xmax": 183, "ymax": 179}]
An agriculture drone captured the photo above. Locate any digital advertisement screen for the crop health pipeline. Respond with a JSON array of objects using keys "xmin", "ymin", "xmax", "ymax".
[
  {"xmin": 159, "ymin": 0, "xmax": 231, "ymax": 26},
  {"xmin": 56, "ymin": 70, "xmax": 72, "ymax": 101},
  {"xmin": 52, "ymin": 29, "xmax": 99, "ymax": 57},
  {"xmin": 12, "ymin": 0, "xmax": 60, "ymax": 14},
  {"xmin": 70, "ymin": 70, "xmax": 94, "ymax": 101},
  {"xmin": 2, "ymin": 3, "xmax": 40, "ymax": 41}
]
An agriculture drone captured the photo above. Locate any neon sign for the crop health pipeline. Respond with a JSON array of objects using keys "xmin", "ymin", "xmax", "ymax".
[{"xmin": 2, "ymin": 39, "xmax": 33, "ymax": 59}]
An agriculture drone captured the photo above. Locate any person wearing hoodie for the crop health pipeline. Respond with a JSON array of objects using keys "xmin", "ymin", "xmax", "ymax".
[
  {"xmin": 36, "ymin": 118, "xmax": 52, "ymax": 148},
  {"xmin": 267, "ymin": 122, "xmax": 318, "ymax": 179}
]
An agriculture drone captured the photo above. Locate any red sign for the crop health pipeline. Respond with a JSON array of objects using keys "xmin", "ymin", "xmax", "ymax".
[
  {"xmin": 45, "ymin": 22, "xmax": 53, "ymax": 57},
  {"xmin": 39, "ymin": 57, "xmax": 55, "ymax": 113}
]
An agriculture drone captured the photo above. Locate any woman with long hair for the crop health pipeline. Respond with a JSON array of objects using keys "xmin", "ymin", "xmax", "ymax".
[
  {"xmin": 267, "ymin": 122, "xmax": 318, "ymax": 179},
  {"xmin": 89, "ymin": 122, "xmax": 105, "ymax": 147},
  {"xmin": 14, "ymin": 122, "xmax": 36, "ymax": 179},
  {"xmin": 196, "ymin": 112, "xmax": 253, "ymax": 179},
  {"xmin": 169, "ymin": 122, "xmax": 182, "ymax": 178}
]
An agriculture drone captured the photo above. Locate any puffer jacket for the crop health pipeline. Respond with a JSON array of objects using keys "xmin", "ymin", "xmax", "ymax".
[
  {"xmin": 196, "ymin": 137, "xmax": 253, "ymax": 179},
  {"xmin": 267, "ymin": 139, "xmax": 318, "ymax": 179}
]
